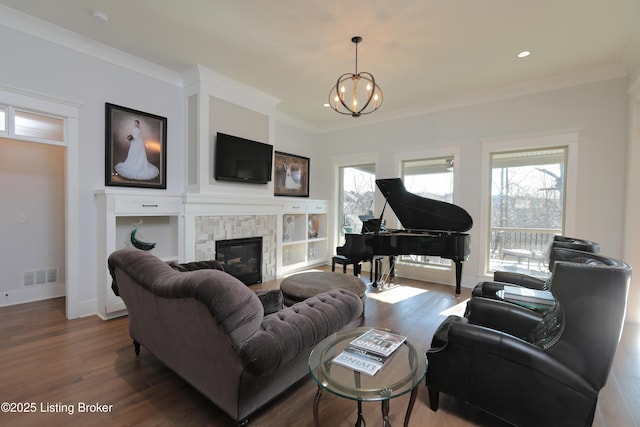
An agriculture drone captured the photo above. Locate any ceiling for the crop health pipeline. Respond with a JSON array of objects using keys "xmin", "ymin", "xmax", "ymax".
[{"xmin": 2, "ymin": 1, "xmax": 639, "ymax": 127}]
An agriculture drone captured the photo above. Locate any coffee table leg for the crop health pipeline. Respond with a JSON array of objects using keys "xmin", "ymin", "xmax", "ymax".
[
  {"xmin": 355, "ymin": 401, "xmax": 365, "ymax": 427},
  {"xmin": 381, "ymin": 399, "xmax": 390, "ymax": 427},
  {"xmin": 403, "ymin": 387, "xmax": 418, "ymax": 427},
  {"xmin": 353, "ymin": 370, "xmax": 365, "ymax": 427},
  {"xmin": 313, "ymin": 386, "xmax": 322, "ymax": 427}
]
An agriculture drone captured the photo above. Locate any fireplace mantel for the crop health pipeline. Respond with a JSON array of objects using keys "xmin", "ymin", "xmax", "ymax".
[
  {"xmin": 183, "ymin": 193, "xmax": 329, "ymax": 278},
  {"xmin": 184, "ymin": 193, "xmax": 286, "ymax": 216}
]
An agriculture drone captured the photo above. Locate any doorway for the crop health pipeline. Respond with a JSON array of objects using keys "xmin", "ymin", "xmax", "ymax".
[{"xmin": 0, "ymin": 90, "xmax": 80, "ymax": 319}]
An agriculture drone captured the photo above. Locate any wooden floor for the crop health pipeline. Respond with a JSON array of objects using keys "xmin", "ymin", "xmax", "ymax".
[{"xmin": 1, "ymin": 267, "xmax": 639, "ymax": 427}]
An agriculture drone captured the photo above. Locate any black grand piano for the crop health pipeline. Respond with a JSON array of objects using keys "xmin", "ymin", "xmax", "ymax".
[{"xmin": 337, "ymin": 178, "xmax": 472, "ymax": 294}]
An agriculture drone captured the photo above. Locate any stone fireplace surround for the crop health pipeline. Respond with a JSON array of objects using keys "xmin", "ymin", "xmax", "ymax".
[
  {"xmin": 183, "ymin": 193, "xmax": 328, "ymax": 282},
  {"xmin": 195, "ymin": 214, "xmax": 277, "ymax": 282}
]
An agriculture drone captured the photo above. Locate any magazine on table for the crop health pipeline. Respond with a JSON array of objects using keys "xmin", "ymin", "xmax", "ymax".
[
  {"xmin": 332, "ymin": 329, "xmax": 407, "ymax": 376},
  {"xmin": 333, "ymin": 351, "xmax": 385, "ymax": 376},
  {"xmin": 349, "ymin": 328, "xmax": 407, "ymax": 357}
]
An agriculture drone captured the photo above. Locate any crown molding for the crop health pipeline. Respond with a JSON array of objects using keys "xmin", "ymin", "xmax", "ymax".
[{"xmin": 0, "ymin": 4, "xmax": 182, "ymax": 87}]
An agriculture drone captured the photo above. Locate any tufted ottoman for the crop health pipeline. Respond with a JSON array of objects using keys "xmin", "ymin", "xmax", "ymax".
[{"xmin": 280, "ymin": 271, "xmax": 367, "ymax": 312}]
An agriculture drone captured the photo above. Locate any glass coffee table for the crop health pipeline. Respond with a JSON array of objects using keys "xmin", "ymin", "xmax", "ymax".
[{"xmin": 308, "ymin": 327, "xmax": 426, "ymax": 427}]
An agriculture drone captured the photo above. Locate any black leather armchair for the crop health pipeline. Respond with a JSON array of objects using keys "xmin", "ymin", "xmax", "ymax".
[
  {"xmin": 474, "ymin": 235, "xmax": 600, "ymax": 298},
  {"xmin": 426, "ymin": 249, "xmax": 631, "ymax": 427}
]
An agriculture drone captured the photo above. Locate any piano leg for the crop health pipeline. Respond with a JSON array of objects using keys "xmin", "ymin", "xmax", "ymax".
[
  {"xmin": 372, "ymin": 256, "xmax": 395, "ymax": 288},
  {"xmin": 373, "ymin": 257, "xmax": 382, "ymax": 287},
  {"xmin": 454, "ymin": 260, "xmax": 463, "ymax": 295}
]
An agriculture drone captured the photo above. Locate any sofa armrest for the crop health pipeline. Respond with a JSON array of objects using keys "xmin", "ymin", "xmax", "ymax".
[{"xmin": 238, "ymin": 289, "xmax": 363, "ymax": 376}]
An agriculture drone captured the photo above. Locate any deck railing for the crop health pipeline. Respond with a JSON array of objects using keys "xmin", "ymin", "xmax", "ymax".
[{"xmin": 489, "ymin": 227, "xmax": 562, "ymax": 277}]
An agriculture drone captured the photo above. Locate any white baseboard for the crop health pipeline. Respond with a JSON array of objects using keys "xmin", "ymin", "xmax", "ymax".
[{"xmin": 0, "ymin": 283, "xmax": 65, "ymax": 307}]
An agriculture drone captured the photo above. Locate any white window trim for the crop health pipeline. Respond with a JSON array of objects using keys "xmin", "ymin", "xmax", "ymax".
[
  {"xmin": 332, "ymin": 152, "xmax": 380, "ymax": 255},
  {"xmin": 1, "ymin": 105, "xmax": 66, "ymax": 146},
  {"xmin": 392, "ymin": 145, "xmax": 462, "ymax": 285},
  {"xmin": 478, "ymin": 130, "xmax": 579, "ymax": 278},
  {"xmin": 394, "ymin": 145, "xmax": 462, "ymax": 205},
  {"xmin": 0, "ymin": 87, "xmax": 81, "ymax": 319}
]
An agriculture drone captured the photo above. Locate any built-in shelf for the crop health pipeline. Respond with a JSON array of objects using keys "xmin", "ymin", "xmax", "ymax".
[
  {"xmin": 95, "ymin": 189, "xmax": 184, "ymax": 319},
  {"xmin": 280, "ymin": 202, "xmax": 328, "ymax": 273}
]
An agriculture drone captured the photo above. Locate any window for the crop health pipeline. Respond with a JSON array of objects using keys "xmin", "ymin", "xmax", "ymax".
[
  {"xmin": 401, "ymin": 156, "xmax": 455, "ymax": 268},
  {"xmin": 14, "ymin": 109, "xmax": 64, "ymax": 142},
  {"xmin": 338, "ymin": 164, "xmax": 376, "ymax": 245},
  {"xmin": 488, "ymin": 147, "xmax": 567, "ymax": 277},
  {"xmin": 0, "ymin": 106, "xmax": 64, "ymax": 143},
  {"xmin": 0, "ymin": 106, "xmax": 6, "ymax": 133}
]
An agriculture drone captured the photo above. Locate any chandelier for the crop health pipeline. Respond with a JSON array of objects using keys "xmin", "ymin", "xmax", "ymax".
[{"xmin": 328, "ymin": 36, "xmax": 383, "ymax": 117}]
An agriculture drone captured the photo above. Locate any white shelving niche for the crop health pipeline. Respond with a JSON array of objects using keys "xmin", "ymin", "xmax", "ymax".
[
  {"xmin": 280, "ymin": 200, "xmax": 328, "ymax": 275},
  {"xmin": 95, "ymin": 190, "xmax": 184, "ymax": 319}
]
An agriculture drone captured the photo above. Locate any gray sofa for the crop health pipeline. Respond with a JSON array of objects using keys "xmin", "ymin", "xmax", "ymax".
[{"xmin": 108, "ymin": 248, "xmax": 363, "ymax": 426}]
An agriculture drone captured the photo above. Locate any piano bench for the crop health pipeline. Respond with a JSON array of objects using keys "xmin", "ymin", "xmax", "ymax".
[{"xmin": 332, "ymin": 255, "xmax": 361, "ymax": 276}]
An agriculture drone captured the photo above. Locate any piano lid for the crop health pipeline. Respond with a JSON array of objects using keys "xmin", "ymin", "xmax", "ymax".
[{"xmin": 376, "ymin": 178, "xmax": 473, "ymax": 233}]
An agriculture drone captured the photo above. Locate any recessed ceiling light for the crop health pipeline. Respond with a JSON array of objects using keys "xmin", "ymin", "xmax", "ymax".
[
  {"xmin": 517, "ymin": 50, "xmax": 531, "ymax": 58},
  {"xmin": 90, "ymin": 9, "xmax": 109, "ymax": 23},
  {"xmin": 323, "ymin": 103, "xmax": 330, "ymax": 108}
]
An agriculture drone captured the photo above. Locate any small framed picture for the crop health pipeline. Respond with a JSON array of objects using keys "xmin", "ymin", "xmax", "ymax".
[
  {"xmin": 274, "ymin": 151, "xmax": 309, "ymax": 197},
  {"xmin": 105, "ymin": 103, "xmax": 167, "ymax": 189}
]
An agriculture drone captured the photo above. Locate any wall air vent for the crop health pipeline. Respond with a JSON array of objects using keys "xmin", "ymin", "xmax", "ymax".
[
  {"xmin": 23, "ymin": 267, "xmax": 59, "ymax": 286},
  {"xmin": 47, "ymin": 268, "xmax": 58, "ymax": 283},
  {"xmin": 23, "ymin": 271, "xmax": 35, "ymax": 287}
]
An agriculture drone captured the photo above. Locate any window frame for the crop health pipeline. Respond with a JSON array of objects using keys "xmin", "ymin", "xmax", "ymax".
[
  {"xmin": 478, "ymin": 130, "xmax": 579, "ymax": 278},
  {"xmin": 393, "ymin": 146, "xmax": 462, "ymax": 284},
  {"xmin": 332, "ymin": 152, "xmax": 380, "ymax": 251},
  {"xmin": 400, "ymin": 155, "xmax": 455, "ymax": 269},
  {"xmin": 0, "ymin": 104, "xmax": 66, "ymax": 146}
]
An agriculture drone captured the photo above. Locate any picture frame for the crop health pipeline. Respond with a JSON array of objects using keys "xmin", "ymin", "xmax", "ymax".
[
  {"xmin": 274, "ymin": 151, "xmax": 309, "ymax": 197},
  {"xmin": 105, "ymin": 103, "xmax": 167, "ymax": 189}
]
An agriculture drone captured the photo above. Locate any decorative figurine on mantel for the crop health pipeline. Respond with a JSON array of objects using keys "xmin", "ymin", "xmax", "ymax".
[
  {"xmin": 284, "ymin": 215, "xmax": 295, "ymax": 242},
  {"xmin": 129, "ymin": 219, "xmax": 156, "ymax": 251},
  {"xmin": 308, "ymin": 215, "xmax": 319, "ymax": 239}
]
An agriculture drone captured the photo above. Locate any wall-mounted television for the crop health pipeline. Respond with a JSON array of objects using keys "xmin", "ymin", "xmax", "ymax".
[{"xmin": 214, "ymin": 132, "xmax": 273, "ymax": 184}]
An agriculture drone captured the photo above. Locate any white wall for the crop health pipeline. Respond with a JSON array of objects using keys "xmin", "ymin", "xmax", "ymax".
[
  {"xmin": 0, "ymin": 139, "xmax": 65, "ymax": 302},
  {"xmin": 314, "ymin": 78, "xmax": 630, "ymax": 292},
  {"xmin": 0, "ymin": 22, "xmax": 185, "ymax": 316},
  {"xmin": 624, "ymin": 77, "xmax": 640, "ymax": 323}
]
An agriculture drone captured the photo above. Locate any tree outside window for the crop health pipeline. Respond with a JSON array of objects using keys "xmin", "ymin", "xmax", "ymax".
[
  {"xmin": 338, "ymin": 165, "xmax": 375, "ymax": 245},
  {"xmin": 401, "ymin": 156, "xmax": 454, "ymax": 268},
  {"xmin": 489, "ymin": 147, "xmax": 566, "ymax": 277}
]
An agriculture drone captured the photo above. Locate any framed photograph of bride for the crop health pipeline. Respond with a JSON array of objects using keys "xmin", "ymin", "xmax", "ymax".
[
  {"xmin": 274, "ymin": 151, "xmax": 309, "ymax": 197},
  {"xmin": 105, "ymin": 103, "xmax": 167, "ymax": 189}
]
